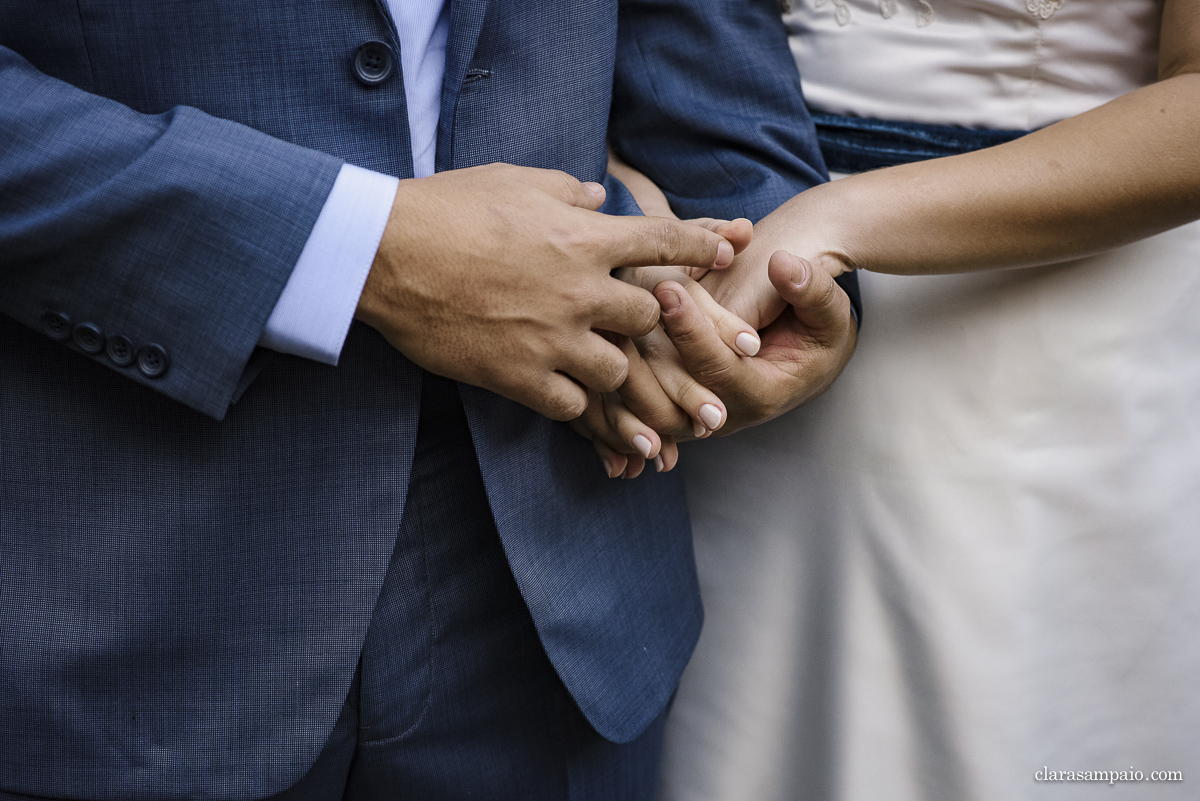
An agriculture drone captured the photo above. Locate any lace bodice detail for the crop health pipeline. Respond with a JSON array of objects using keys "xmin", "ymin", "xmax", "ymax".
[{"xmin": 786, "ymin": 0, "xmax": 1161, "ymax": 130}]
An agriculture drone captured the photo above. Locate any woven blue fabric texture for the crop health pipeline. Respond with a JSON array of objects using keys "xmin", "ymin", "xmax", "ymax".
[
  {"xmin": 812, "ymin": 112, "xmax": 1030, "ymax": 172},
  {"xmin": 0, "ymin": 1, "xmax": 833, "ymax": 798}
]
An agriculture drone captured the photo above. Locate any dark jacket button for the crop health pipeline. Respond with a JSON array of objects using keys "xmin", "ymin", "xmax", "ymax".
[
  {"xmin": 105, "ymin": 334, "xmax": 135, "ymax": 367},
  {"xmin": 41, "ymin": 311, "xmax": 72, "ymax": 343},
  {"xmin": 136, "ymin": 344, "xmax": 170, "ymax": 379},
  {"xmin": 72, "ymin": 322, "xmax": 105, "ymax": 354},
  {"xmin": 352, "ymin": 40, "xmax": 395, "ymax": 86}
]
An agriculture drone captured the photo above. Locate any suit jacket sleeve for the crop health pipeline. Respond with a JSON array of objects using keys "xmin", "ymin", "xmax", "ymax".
[
  {"xmin": 0, "ymin": 45, "xmax": 344, "ymax": 419},
  {"xmin": 609, "ymin": 0, "xmax": 861, "ymax": 322}
]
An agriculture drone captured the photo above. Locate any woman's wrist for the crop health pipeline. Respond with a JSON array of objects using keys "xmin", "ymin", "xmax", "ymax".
[{"xmin": 754, "ymin": 181, "xmax": 859, "ymax": 277}]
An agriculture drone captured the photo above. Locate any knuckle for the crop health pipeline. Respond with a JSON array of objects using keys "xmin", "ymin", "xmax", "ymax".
[
  {"xmin": 625, "ymin": 394, "xmax": 685, "ymax": 434},
  {"xmin": 564, "ymin": 393, "xmax": 589, "ymax": 420},
  {"xmin": 654, "ymin": 413, "xmax": 693, "ymax": 440},
  {"xmin": 560, "ymin": 280, "xmax": 594, "ymax": 313},
  {"xmin": 634, "ymin": 333, "xmax": 665, "ymax": 360},
  {"xmin": 816, "ymin": 276, "xmax": 841, "ymax": 312},
  {"xmin": 652, "ymin": 219, "xmax": 685, "ymax": 266},
  {"xmin": 595, "ymin": 356, "xmax": 629, "ymax": 394},
  {"xmin": 630, "ymin": 294, "xmax": 660, "ymax": 336},
  {"xmin": 664, "ymin": 318, "xmax": 710, "ymax": 353},
  {"xmin": 551, "ymin": 224, "xmax": 598, "ymax": 262},
  {"xmin": 691, "ymin": 357, "xmax": 736, "ymax": 389},
  {"xmin": 545, "ymin": 390, "xmax": 587, "ymax": 422},
  {"xmin": 671, "ymin": 380, "xmax": 707, "ymax": 410},
  {"xmin": 551, "ymin": 169, "xmax": 582, "ymax": 199}
]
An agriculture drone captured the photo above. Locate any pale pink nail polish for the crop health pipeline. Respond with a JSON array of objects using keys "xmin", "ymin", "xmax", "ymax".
[
  {"xmin": 735, "ymin": 331, "xmax": 761, "ymax": 357},
  {"xmin": 632, "ymin": 434, "xmax": 653, "ymax": 459},
  {"xmin": 699, "ymin": 404, "xmax": 723, "ymax": 430}
]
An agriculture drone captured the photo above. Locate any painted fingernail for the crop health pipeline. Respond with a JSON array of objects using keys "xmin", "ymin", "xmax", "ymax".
[
  {"xmin": 716, "ymin": 240, "xmax": 735, "ymax": 266},
  {"xmin": 632, "ymin": 434, "xmax": 653, "ymax": 459},
  {"xmin": 699, "ymin": 404, "xmax": 723, "ymax": 430},
  {"xmin": 654, "ymin": 455, "xmax": 665, "ymax": 472},
  {"xmin": 735, "ymin": 331, "xmax": 761, "ymax": 357},
  {"xmin": 693, "ymin": 419, "xmax": 707, "ymax": 438}
]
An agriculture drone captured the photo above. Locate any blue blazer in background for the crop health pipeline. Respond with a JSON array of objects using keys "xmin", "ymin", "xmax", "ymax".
[{"xmin": 0, "ymin": 1, "xmax": 847, "ymax": 798}]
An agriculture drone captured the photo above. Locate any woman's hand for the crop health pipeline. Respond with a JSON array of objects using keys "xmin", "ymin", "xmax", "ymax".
[
  {"xmin": 568, "ymin": 383, "xmax": 679, "ymax": 479},
  {"xmin": 569, "ymin": 270, "xmax": 759, "ymax": 476},
  {"xmin": 697, "ymin": 188, "xmax": 853, "ymax": 332},
  {"xmin": 661, "ymin": 250, "xmax": 857, "ymax": 436}
]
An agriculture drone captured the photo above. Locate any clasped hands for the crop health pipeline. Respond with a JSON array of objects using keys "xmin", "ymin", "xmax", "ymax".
[
  {"xmin": 355, "ymin": 162, "xmax": 856, "ymax": 473},
  {"xmin": 569, "ymin": 213, "xmax": 857, "ymax": 479}
]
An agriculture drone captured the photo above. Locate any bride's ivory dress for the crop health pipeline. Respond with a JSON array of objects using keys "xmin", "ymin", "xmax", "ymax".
[{"xmin": 659, "ymin": 2, "xmax": 1200, "ymax": 800}]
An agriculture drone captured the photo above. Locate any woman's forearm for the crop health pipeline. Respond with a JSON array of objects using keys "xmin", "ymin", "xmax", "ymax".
[{"xmin": 767, "ymin": 72, "xmax": 1200, "ymax": 276}]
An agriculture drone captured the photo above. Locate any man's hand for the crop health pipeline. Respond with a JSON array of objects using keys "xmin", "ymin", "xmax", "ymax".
[
  {"xmin": 657, "ymin": 250, "xmax": 857, "ymax": 436},
  {"xmin": 354, "ymin": 163, "xmax": 736, "ymax": 421}
]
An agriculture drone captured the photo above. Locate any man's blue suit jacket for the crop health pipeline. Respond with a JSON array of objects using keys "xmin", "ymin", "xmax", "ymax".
[{"xmin": 0, "ymin": 1, "xmax": 849, "ymax": 798}]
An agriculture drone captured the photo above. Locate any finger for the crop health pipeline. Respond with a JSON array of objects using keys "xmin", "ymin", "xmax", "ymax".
[
  {"xmin": 656, "ymin": 438, "xmax": 679, "ymax": 473},
  {"xmin": 579, "ymin": 181, "xmax": 607, "ymax": 211},
  {"xmin": 767, "ymin": 251, "xmax": 852, "ymax": 335},
  {"xmin": 622, "ymin": 454, "xmax": 647, "ymax": 480},
  {"xmin": 505, "ymin": 369, "xmax": 589, "ymax": 422},
  {"xmin": 614, "ymin": 335, "xmax": 695, "ymax": 440},
  {"xmin": 516, "ymin": 166, "xmax": 607, "ymax": 211},
  {"xmin": 610, "ymin": 266, "xmax": 669, "ymax": 293},
  {"xmin": 571, "ymin": 390, "xmax": 633, "ymax": 455},
  {"xmin": 591, "ymin": 278, "xmax": 662, "ymax": 339},
  {"xmin": 655, "ymin": 281, "xmax": 745, "ymax": 398},
  {"xmin": 685, "ymin": 217, "xmax": 754, "ymax": 257},
  {"xmin": 601, "ymin": 390, "xmax": 662, "ymax": 460},
  {"xmin": 567, "ymin": 417, "xmax": 593, "ymax": 441},
  {"xmin": 673, "ymin": 277, "xmax": 762, "ymax": 357},
  {"xmin": 605, "ymin": 215, "xmax": 735, "ymax": 272},
  {"xmin": 558, "ymin": 333, "xmax": 630, "ymax": 394},
  {"xmin": 627, "ymin": 327, "xmax": 726, "ymax": 436},
  {"xmin": 591, "ymin": 438, "xmax": 629, "ymax": 480},
  {"xmin": 615, "ymin": 267, "xmax": 760, "ymax": 357}
]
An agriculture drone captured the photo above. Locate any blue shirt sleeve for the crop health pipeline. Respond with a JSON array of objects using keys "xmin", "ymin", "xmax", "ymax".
[{"xmin": 258, "ymin": 164, "xmax": 400, "ymax": 364}]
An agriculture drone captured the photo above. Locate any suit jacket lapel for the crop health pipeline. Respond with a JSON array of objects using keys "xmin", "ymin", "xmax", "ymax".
[{"xmin": 436, "ymin": 0, "xmax": 492, "ymax": 171}]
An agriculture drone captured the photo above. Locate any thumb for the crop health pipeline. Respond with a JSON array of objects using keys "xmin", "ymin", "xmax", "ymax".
[
  {"xmin": 767, "ymin": 250, "xmax": 851, "ymax": 334},
  {"xmin": 576, "ymin": 181, "xmax": 607, "ymax": 211},
  {"xmin": 521, "ymin": 167, "xmax": 607, "ymax": 211}
]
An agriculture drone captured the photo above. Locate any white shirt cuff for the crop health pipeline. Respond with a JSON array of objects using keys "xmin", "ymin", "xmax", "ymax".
[{"xmin": 259, "ymin": 163, "xmax": 400, "ymax": 364}]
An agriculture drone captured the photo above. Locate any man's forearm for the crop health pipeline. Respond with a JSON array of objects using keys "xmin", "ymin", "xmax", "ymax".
[{"xmin": 0, "ymin": 45, "xmax": 342, "ymax": 419}]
